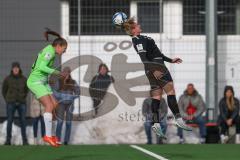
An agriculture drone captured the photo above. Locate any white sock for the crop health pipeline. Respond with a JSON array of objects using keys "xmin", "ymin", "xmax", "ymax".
[{"xmin": 43, "ymin": 112, "xmax": 53, "ymax": 137}]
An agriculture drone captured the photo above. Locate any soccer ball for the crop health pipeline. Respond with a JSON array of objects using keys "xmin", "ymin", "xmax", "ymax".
[{"xmin": 112, "ymin": 12, "xmax": 128, "ymax": 26}]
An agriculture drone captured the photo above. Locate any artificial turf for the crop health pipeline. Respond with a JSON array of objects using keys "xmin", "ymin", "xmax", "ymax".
[{"xmin": 0, "ymin": 144, "xmax": 239, "ymax": 160}]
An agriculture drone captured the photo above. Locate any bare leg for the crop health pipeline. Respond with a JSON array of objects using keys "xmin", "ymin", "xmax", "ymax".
[
  {"xmin": 49, "ymin": 94, "xmax": 58, "ymax": 109},
  {"xmin": 39, "ymin": 95, "xmax": 55, "ymax": 113},
  {"xmin": 49, "ymin": 94, "xmax": 58, "ymax": 120},
  {"xmin": 151, "ymin": 88, "xmax": 163, "ymax": 100},
  {"xmin": 163, "ymin": 82, "xmax": 175, "ymax": 95}
]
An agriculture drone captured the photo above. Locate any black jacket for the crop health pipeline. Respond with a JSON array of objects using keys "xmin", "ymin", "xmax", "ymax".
[
  {"xmin": 219, "ymin": 97, "xmax": 240, "ymax": 121},
  {"xmin": 89, "ymin": 74, "xmax": 114, "ymax": 99},
  {"xmin": 2, "ymin": 73, "xmax": 28, "ymax": 103}
]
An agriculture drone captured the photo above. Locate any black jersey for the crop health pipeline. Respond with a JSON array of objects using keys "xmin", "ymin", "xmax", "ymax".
[{"xmin": 132, "ymin": 35, "xmax": 172, "ymax": 71}]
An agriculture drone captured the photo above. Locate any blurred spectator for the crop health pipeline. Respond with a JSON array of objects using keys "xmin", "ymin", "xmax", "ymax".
[
  {"xmin": 178, "ymin": 83, "xmax": 206, "ymax": 144},
  {"xmin": 30, "ymin": 94, "xmax": 45, "ymax": 145},
  {"xmin": 218, "ymin": 86, "xmax": 240, "ymax": 144},
  {"xmin": 53, "ymin": 67, "xmax": 80, "ymax": 145},
  {"xmin": 89, "ymin": 64, "xmax": 114, "ymax": 116},
  {"xmin": 142, "ymin": 96, "xmax": 168, "ymax": 144},
  {"xmin": 1, "ymin": 62, "xmax": 29, "ymax": 145}
]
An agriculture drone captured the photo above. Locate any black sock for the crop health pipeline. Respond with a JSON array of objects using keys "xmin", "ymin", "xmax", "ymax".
[
  {"xmin": 167, "ymin": 95, "xmax": 181, "ymax": 118},
  {"xmin": 151, "ymin": 98, "xmax": 160, "ymax": 123}
]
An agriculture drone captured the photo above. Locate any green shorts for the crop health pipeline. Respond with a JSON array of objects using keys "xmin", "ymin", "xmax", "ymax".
[{"xmin": 27, "ymin": 79, "xmax": 53, "ymax": 99}]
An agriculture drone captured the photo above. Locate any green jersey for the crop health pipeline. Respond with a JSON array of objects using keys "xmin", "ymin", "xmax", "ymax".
[{"xmin": 28, "ymin": 45, "xmax": 59, "ymax": 83}]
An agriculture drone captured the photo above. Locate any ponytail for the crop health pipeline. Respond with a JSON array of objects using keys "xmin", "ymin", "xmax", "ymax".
[{"xmin": 44, "ymin": 28, "xmax": 67, "ymax": 47}]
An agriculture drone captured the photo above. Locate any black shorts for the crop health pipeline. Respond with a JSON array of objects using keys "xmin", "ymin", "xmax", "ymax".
[{"xmin": 146, "ymin": 69, "xmax": 173, "ymax": 90}]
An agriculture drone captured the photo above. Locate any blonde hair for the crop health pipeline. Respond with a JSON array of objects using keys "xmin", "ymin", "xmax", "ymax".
[
  {"xmin": 224, "ymin": 87, "xmax": 235, "ymax": 111},
  {"xmin": 227, "ymin": 96, "xmax": 235, "ymax": 111},
  {"xmin": 122, "ymin": 17, "xmax": 136, "ymax": 36}
]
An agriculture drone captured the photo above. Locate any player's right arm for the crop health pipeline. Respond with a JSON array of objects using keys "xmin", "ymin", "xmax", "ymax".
[
  {"xmin": 38, "ymin": 59, "xmax": 59, "ymax": 75},
  {"xmin": 33, "ymin": 47, "xmax": 60, "ymax": 75}
]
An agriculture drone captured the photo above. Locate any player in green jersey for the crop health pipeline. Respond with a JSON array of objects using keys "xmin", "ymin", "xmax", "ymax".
[{"xmin": 27, "ymin": 30, "xmax": 67, "ymax": 147}]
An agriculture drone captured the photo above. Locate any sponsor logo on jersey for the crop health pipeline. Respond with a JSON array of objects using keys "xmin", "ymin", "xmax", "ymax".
[
  {"xmin": 45, "ymin": 52, "xmax": 52, "ymax": 60},
  {"xmin": 136, "ymin": 44, "xmax": 146, "ymax": 53}
]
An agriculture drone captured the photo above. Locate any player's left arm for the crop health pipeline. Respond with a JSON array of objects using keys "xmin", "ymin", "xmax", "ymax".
[
  {"xmin": 148, "ymin": 38, "xmax": 179, "ymax": 64},
  {"xmin": 157, "ymin": 51, "xmax": 182, "ymax": 64},
  {"xmin": 39, "ymin": 58, "xmax": 59, "ymax": 75},
  {"xmin": 150, "ymin": 37, "xmax": 182, "ymax": 64},
  {"xmin": 171, "ymin": 57, "xmax": 183, "ymax": 64}
]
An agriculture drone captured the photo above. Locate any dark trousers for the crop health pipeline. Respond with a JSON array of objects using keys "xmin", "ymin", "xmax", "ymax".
[
  {"xmin": 92, "ymin": 99, "xmax": 101, "ymax": 115},
  {"xmin": 32, "ymin": 115, "xmax": 45, "ymax": 138},
  {"xmin": 56, "ymin": 103, "xmax": 73, "ymax": 143},
  {"xmin": 219, "ymin": 116, "xmax": 240, "ymax": 135},
  {"xmin": 6, "ymin": 102, "xmax": 27, "ymax": 142},
  {"xmin": 90, "ymin": 89, "xmax": 106, "ymax": 115}
]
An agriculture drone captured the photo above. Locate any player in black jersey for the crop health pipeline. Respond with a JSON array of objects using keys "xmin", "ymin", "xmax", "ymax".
[{"xmin": 123, "ymin": 18, "xmax": 192, "ymax": 137}]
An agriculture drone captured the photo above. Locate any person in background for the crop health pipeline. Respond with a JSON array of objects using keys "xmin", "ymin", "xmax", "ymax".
[
  {"xmin": 178, "ymin": 83, "xmax": 206, "ymax": 144},
  {"xmin": 142, "ymin": 94, "xmax": 168, "ymax": 144},
  {"xmin": 30, "ymin": 94, "xmax": 45, "ymax": 145},
  {"xmin": 218, "ymin": 85, "xmax": 240, "ymax": 144},
  {"xmin": 89, "ymin": 64, "xmax": 114, "ymax": 116},
  {"xmin": 53, "ymin": 67, "xmax": 80, "ymax": 145},
  {"xmin": 2, "ymin": 62, "xmax": 29, "ymax": 145}
]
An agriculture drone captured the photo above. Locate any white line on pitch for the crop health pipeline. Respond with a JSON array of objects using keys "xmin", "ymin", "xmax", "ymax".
[{"xmin": 130, "ymin": 145, "xmax": 169, "ymax": 160}]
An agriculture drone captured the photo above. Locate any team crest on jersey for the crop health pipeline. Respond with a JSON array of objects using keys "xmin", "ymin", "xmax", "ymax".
[{"xmin": 45, "ymin": 52, "xmax": 52, "ymax": 60}]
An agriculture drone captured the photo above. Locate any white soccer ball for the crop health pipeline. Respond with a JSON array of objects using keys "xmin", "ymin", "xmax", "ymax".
[{"xmin": 112, "ymin": 12, "xmax": 128, "ymax": 26}]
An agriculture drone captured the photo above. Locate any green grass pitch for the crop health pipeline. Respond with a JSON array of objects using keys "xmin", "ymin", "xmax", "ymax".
[{"xmin": 0, "ymin": 144, "xmax": 239, "ymax": 160}]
